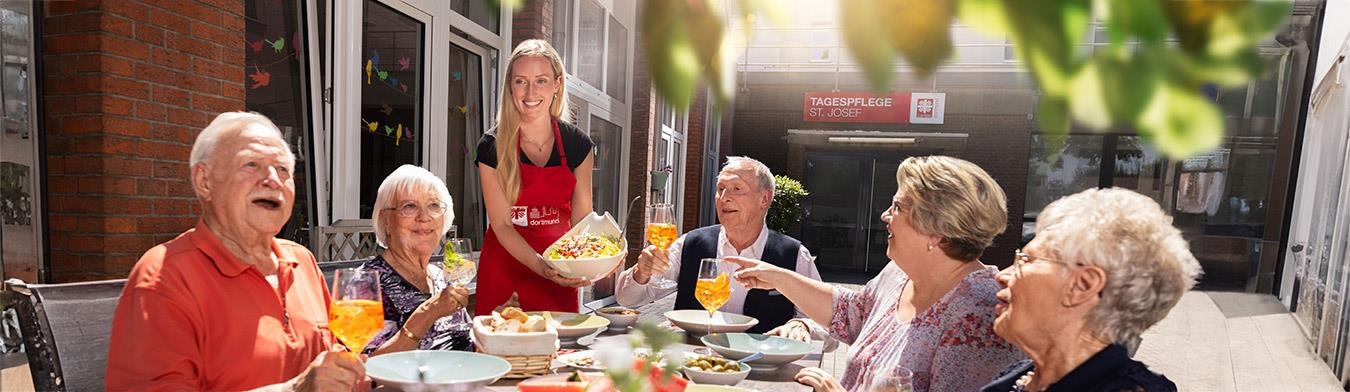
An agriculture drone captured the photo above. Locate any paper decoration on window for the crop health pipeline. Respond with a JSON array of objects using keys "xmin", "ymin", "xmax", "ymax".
[
  {"xmin": 250, "ymin": 40, "xmax": 264, "ymax": 53},
  {"xmin": 400, "ymin": 84, "xmax": 408, "ymax": 93},
  {"xmin": 292, "ymin": 30, "xmax": 302, "ymax": 57},
  {"xmin": 390, "ymin": 77, "xmax": 399, "ymax": 88},
  {"xmin": 399, "ymin": 57, "xmax": 410, "ymax": 71},
  {"xmin": 362, "ymin": 119, "xmax": 380, "ymax": 132},
  {"xmin": 361, "ymin": 118, "xmax": 415, "ymax": 144},
  {"xmin": 265, "ymin": 36, "xmax": 285, "ymax": 53},
  {"xmin": 380, "ymin": 103, "xmax": 393, "ymax": 116},
  {"xmin": 365, "ymin": 59, "xmax": 374, "ymax": 84},
  {"xmin": 456, "ymin": 105, "xmax": 468, "ymax": 114},
  {"xmin": 249, "ymin": 67, "xmax": 271, "ymax": 89},
  {"xmin": 452, "ymin": 71, "xmax": 462, "ymax": 81}
]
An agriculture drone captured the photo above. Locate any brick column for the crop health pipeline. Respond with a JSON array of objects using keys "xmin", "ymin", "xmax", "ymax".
[
  {"xmin": 682, "ymin": 88, "xmax": 708, "ymax": 231},
  {"xmin": 624, "ymin": 1, "xmax": 656, "ymax": 267},
  {"xmin": 42, "ymin": 0, "xmax": 246, "ymax": 282},
  {"xmin": 511, "ymin": 0, "xmax": 552, "ymax": 47}
]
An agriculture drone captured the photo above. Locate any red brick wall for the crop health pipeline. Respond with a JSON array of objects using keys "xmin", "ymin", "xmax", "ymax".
[
  {"xmin": 42, "ymin": 0, "xmax": 246, "ymax": 282},
  {"xmin": 511, "ymin": 0, "xmax": 551, "ymax": 47},
  {"xmin": 731, "ymin": 81, "xmax": 1034, "ymax": 267},
  {"xmin": 624, "ymin": 2, "xmax": 655, "ymax": 267},
  {"xmin": 682, "ymin": 88, "xmax": 708, "ymax": 231}
]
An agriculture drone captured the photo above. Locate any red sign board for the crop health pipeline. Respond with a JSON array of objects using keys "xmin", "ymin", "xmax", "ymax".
[{"xmin": 803, "ymin": 92, "xmax": 910, "ymax": 123}]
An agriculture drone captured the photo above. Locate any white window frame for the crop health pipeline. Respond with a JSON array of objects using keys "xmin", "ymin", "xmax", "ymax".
[{"xmin": 324, "ymin": 0, "xmax": 510, "ymax": 223}]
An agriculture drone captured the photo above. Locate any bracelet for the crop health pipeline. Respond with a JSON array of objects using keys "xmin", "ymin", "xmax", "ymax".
[{"xmin": 400, "ymin": 325, "xmax": 423, "ymax": 341}]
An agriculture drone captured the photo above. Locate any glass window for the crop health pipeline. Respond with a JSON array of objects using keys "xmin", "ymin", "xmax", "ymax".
[
  {"xmin": 450, "ymin": 0, "xmax": 499, "ymax": 34},
  {"xmin": 552, "ymin": 0, "xmax": 572, "ymax": 71},
  {"xmin": 576, "ymin": 0, "xmax": 604, "ymax": 88},
  {"xmin": 605, "ymin": 15, "xmax": 626, "ymax": 101},
  {"xmin": 1112, "ymin": 136, "xmax": 1167, "ymax": 206},
  {"xmin": 447, "ymin": 42, "xmax": 485, "ymax": 246},
  {"xmin": 245, "ymin": 0, "xmax": 314, "ymax": 245},
  {"xmin": 358, "ymin": 0, "xmax": 424, "ymax": 218},
  {"xmin": 590, "ymin": 115, "xmax": 622, "ymax": 218},
  {"xmin": 1024, "ymin": 134, "xmax": 1104, "ymax": 217}
]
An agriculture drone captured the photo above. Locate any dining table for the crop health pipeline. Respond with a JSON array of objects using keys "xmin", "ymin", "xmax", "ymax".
[{"xmin": 480, "ymin": 295, "xmax": 823, "ymax": 391}]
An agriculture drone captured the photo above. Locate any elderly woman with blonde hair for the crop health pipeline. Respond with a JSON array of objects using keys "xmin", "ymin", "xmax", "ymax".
[
  {"xmin": 360, "ymin": 164, "xmax": 473, "ymax": 355},
  {"xmin": 732, "ymin": 156, "xmax": 1024, "ymax": 392},
  {"xmin": 981, "ymin": 188, "xmax": 1202, "ymax": 392}
]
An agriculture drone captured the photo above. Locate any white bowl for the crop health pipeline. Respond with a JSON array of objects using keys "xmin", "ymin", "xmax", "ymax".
[
  {"xmin": 682, "ymin": 356, "xmax": 750, "ymax": 385},
  {"xmin": 664, "ymin": 310, "xmax": 759, "ymax": 336},
  {"xmin": 366, "ymin": 350, "xmax": 510, "ymax": 392},
  {"xmin": 527, "ymin": 311, "xmax": 610, "ymax": 340},
  {"xmin": 700, "ymin": 333, "xmax": 812, "ymax": 372},
  {"xmin": 595, "ymin": 306, "xmax": 641, "ymax": 330},
  {"xmin": 544, "ymin": 249, "xmax": 627, "ymax": 281},
  {"xmin": 470, "ymin": 315, "xmax": 558, "ymax": 356}
]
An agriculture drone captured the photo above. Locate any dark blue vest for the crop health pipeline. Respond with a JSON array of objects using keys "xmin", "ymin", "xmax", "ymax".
[{"xmin": 673, "ymin": 225, "xmax": 800, "ymax": 334}]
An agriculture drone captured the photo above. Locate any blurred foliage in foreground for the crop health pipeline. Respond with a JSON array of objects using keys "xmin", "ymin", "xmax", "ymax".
[{"xmin": 638, "ymin": 0, "xmax": 1291, "ymax": 159}]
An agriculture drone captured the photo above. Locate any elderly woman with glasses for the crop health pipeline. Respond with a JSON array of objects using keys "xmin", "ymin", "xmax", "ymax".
[
  {"xmin": 359, "ymin": 165, "xmax": 473, "ymax": 355},
  {"xmin": 980, "ymin": 188, "xmax": 1201, "ymax": 392},
  {"xmin": 731, "ymin": 156, "xmax": 1024, "ymax": 392}
]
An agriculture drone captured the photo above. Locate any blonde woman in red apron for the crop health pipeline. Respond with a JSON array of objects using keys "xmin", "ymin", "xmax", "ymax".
[{"xmin": 475, "ymin": 39, "xmax": 598, "ymax": 314}]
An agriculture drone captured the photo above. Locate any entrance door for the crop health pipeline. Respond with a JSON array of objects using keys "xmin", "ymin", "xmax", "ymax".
[
  {"xmin": 445, "ymin": 34, "xmax": 489, "ymax": 248},
  {"xmin": 802, "ymin": 152, "xmax": 904, "ymax": 274}
]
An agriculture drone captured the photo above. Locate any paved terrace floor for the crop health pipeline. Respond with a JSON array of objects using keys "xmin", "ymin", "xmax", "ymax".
[{"xmin": 0, "ymin": 288, "xmax": 1341, "ymax": 391}]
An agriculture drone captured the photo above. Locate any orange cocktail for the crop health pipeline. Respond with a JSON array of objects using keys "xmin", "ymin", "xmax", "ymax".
[
  {"xmin": 329, "ymin": 299, "xmax": 384, "ymax": 352},
  {"xmin": 695, "ymin": 273, "xmax": 730, "ymax": 314},
  {"xmin": 646, "ymin": 223, "xmax": 678, "ymax": 250}
]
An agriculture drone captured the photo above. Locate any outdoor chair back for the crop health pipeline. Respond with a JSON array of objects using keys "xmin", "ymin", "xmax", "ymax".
[{"xmin": 4, "ymin": 278, "xmax": 126, "ymax": 392}]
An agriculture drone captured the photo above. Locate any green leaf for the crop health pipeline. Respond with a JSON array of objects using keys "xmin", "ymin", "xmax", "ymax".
[
  {"xmin": 1097, "ymin": 52, "xmax": 1161, "ymax": 125},
  {"xmin": 1100, "ymin": 0, "xmax": 1168, "ymax": 43},
  {"xmin": 1068, "ymin": 62, "xmax": 1112, "ymax": 129},
  {"xmin": 1037, "ymin": 97, "xmax": 1070, "ymax": 135},
  {"xmin": 1137, "ymin": 83, "xmax": 1224, "ymax": 159},
  {"xmin": 643, "ymin": 0, "xmax": 700, "ymax": 111},
  {"xmin": 956, "ymin": 0, "xmax": 1009, "ymax": 36},
  {"xmin": 880, "ymin": 0, "xmax": 955, "ymax": 78},
  {"xmin": 841, "ymin": 0, "xmax": 897, "ymax": 90}
]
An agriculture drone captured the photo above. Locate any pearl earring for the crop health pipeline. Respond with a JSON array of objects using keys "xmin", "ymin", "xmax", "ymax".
[{"xmin": 927, "ymin": 243, "xmax": 933, "ymax": 251}]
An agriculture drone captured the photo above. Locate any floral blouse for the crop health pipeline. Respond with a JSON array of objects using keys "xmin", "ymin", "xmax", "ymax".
[
  {"xmin": 829, "ymin": 263, "xmax": 1023, "ymax": 391},
  {"xmin": 360, "ymin": 255, "xmax": 474, "ymax": 354}
]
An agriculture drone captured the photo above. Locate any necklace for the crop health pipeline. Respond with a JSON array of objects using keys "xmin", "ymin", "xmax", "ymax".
[{"xmin": 521, "ymin": 137, "xmax": 551, "ymax": 152}]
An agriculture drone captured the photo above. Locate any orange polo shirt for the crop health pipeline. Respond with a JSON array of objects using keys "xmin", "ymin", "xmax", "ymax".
[{"xmin": 106, "ymin": 221, "xmax": 335, "ymax": 391}]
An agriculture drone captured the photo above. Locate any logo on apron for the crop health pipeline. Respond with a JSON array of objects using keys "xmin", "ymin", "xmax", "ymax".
[{"xmin": 512, "ymin": 206, "xmax": 562, "ymax": 227}]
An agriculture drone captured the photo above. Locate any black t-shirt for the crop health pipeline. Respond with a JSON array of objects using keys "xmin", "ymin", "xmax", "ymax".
[{"xmin": 475, "ymin": 120, "xmax": 593, "ymax": 171}]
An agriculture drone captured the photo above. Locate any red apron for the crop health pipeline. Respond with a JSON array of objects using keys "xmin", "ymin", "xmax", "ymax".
[{"xmin": 476, "ymin": 120, "xmax": 579, "ymax": 315}]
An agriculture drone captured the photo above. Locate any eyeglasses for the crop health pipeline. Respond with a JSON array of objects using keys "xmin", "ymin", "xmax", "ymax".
[
  {"xmin": 384, "ymin": 201, "xmax": 447, "ymax": 218},
  {"xmin": 1012, "ymin": 248, "xmax": 1073, "ymax": 274}
]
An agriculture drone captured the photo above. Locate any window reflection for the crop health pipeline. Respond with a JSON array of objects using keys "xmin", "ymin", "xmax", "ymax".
[
  {"xmin": 358, "ymin": 0, "xmax": 424, "ymax": 218},
  {"xmin": 245, "ymin": 0, "xmax": 314, "ymax": 245}
]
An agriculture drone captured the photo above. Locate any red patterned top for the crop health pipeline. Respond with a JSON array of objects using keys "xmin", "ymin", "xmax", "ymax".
[{"xmin": 829, "ymin": 264, "xmax": 1023, "ymax": 391}]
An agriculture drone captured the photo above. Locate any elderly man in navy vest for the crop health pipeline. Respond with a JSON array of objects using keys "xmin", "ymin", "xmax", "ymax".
[{"xmin": 616, "ymin": 156, "xmax": 823, "ymax": 336}]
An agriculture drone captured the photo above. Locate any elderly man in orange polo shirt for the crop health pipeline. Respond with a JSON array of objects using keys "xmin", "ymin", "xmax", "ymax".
[{"xmin": 106, "ymin": 112, "xmax": 364, "ymax": 391}]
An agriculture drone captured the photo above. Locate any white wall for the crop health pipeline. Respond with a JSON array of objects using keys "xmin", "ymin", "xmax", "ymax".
[{"xmin": 1314, "ymin": 0, "xmax": 1350, "ymax": 89}]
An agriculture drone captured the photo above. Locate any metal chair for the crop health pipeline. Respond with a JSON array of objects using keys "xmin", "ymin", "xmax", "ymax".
[{"xmin": 4, "ymin": 278, "xmax": 126, "ymax": 392}]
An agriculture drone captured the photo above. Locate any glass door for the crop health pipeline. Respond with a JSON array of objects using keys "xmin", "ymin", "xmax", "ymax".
[
  {"xmin": 1, "ymin": 0, "xmax": 39, "ymax": 283},
  {"xmin": 445, "ymin": 35, "xmax": 488, "ymax": 248},
  {"xmin": 803, "ymin": 153, "xmax": 909, "ymax": 273},
  {"xmin": 863, "ymin": 159, "xmax": 900, "ymax": 272}
]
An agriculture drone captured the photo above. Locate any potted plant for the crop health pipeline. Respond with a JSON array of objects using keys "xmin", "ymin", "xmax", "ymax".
[
  {"xmin": 767, "ymin": 175, "xmax": 808, "ymax": 234},
  {"xmin": 649, "ymin": 166, "xmax": 672, "ymax": 192}
]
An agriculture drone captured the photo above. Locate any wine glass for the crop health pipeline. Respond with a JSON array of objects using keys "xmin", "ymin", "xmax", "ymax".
[
  {"xmin": 441, "ymin": 237, "xmax": 475, "ymax": 331},
  {"xmin": 645, "ymin": 203, "xmax": 679, "ymax": 290},
  {"xmin": 443, "ymin": 237, "xmax": 476, "ymax": 288},
  {"xmin": 694, "ymin": 258, "xmax": 730, "ymax": 336},
  {"xmin": 868, "ymin": 366, "xmax": 915, "ymax": 392},
  {"xmin": 329, "ymin": 267, "xmax": 384, "ymax": 355}
]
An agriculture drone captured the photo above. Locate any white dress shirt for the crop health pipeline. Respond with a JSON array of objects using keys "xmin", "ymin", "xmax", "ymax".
[{"xmin": 616, "ymin": 225, "xmax": 821, "ymax": 317}]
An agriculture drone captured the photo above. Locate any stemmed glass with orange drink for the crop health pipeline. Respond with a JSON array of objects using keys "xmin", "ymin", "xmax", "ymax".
[
  {"xmin": 328, "ymin": 267, "xmax": 384, "ymax": 355},
  {"xmin": 695, "ymin": 258, "xmax": 731, "ymax": 336},
  {"xmin": 645, "ymin": 203, "xmax": 679, "ymax": 289}
]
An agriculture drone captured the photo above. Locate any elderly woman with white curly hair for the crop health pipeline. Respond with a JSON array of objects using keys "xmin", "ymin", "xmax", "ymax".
[
  {"xmin": 359, "ymin": 164, "xmax": 473, "ymax": 355},
  {"xmin": 981, "ymin": 188, "xmax": 1202, "ymax": 392}
]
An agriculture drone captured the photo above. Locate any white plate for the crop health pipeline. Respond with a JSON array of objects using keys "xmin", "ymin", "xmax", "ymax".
[
  {"xmin": 555, "ymin": 350, "xmax": 606, "ymax": 372},
  {"xmin": 366, "ymin": 350, "xmax": 510, "ymax": 392},
  {"xmin": 664, "ymin": 310, "xmax": 759, "ymax": 335}
]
